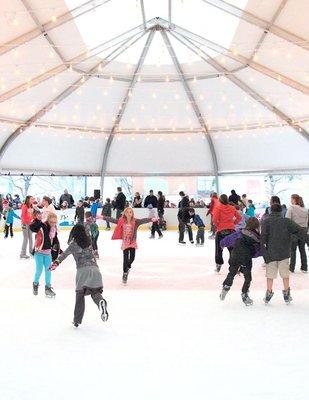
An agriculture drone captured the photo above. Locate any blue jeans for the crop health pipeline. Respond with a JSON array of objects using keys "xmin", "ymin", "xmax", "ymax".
[{"xmin": 34, "ymin": 253, "xmax": 52, "ymax": 286}]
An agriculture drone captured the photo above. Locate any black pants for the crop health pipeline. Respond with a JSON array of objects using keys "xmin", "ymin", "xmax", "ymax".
[
  {"xmin": 215, "ymin": 230, "xmax": 234, "ymax": 265},
  {"xmin": 151, "ymin": 222, "xmax": 162, "ymax": 237},
  {"xmin": 196, "ymin": 227, "xmax": 205, "ymax": 244},
  {"xmin": 178, "ymin": 219, "xmax": 193, "ymax": 242},
  {"xmin": 123, "ymin": 248, "xmax": 136, "ymax": 273},
  {"xmin": 106, "ymin": 220, "xmax": 110, "ymax": 229},
  {"xmin": 223, "ymin": 263, "xmax": 252, "ymax": 293},
  {"xmin": 91, "ymin": 235, "xmax": 98, "ymax": 251},
  {"xmin": 4, "ymin": 223, "xmax": 13, "ymax": 238},
  {"xmin": 290, "ymin": 232, "xmax": 308, "ymax": 271},
  {"xmin": 116, "ymin": 209, "xmax": 123, "ymax": 219},
  {"xmin": 74, "ymin": 287, "xmax": 103, "ymax": 324}
]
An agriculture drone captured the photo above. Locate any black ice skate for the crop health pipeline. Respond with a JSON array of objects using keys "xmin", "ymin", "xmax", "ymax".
[
  {"xmin": 99, "ymin": 299, "xmax": 109, "ymax": 322},
  {"xmin": 33, "ymin": 282, "xmax": 39, "ymax": 296},
  {"xmin": 45, "ymin": 285, "xmax": 56, "ymax": 298},
  {"xmin": 282, "ymin": 288, "xmax": 292, "ymax": 304},
  {"xmin": 72, "ymin": 322, "xmax": 79, "ymax": 328},
  {"xmin": 178, "ymin": 241, "xmax": 186, "ymax": 245},
  {"xmin": 241, "ymin": 292, "xmax": 253, "ymax": 306},
  {"xmin": 219, "ymin": 285, "xmax": 230, "ymax": 301},
  {"xmin": 263, "ymin": 290, "xmax": 274, "ymax": 304},
  {"xmin": 215, "ymin": 264, "xmax": 222, "ymax": 273},
  {"xmin": 122, "ymin": 272, "xmax": 128, "ymax": 284}
]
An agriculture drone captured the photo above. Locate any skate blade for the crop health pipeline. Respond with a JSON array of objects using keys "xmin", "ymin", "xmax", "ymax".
[{"xmin": 45, "ymin": 294, "xmax": 56, "ymax": 298}]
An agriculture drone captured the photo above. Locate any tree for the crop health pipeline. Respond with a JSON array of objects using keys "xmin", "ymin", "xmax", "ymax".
[
  {"xmin": 1, "ymin": 175, "xmax": 33, "ymax": 199},
  {"xmin": 264, "ymin": 174, "xmax": 301, "ymax": 197}
]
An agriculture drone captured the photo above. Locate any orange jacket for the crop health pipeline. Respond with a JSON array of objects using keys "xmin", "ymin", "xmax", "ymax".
[
  {"xmin": 212, "ymin": 203, "xmax": 242, "ymax": 232},
  {"xmin": 21, "ymin": 204, "xmax": 33, "ymax": 225}
]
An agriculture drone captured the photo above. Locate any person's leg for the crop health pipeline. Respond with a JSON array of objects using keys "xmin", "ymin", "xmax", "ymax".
[
  {"xmin": 43, "ymin": 254, "xmax": 52, "ymax": 287},
  {"xmin": 187, "ymin": 225, "xmax": 193, "ymax": 242},
  {"xmin": 123, "ymin": 249, "xmax": 130, "ymax": 272},
  {"xmin": 20, "ymin": 224, "xmax": 29, "ymax": 256},
  {"xmin": 298, "ymin": 239, "xmax": 308, "ymax": 271},
  {"xmin": 151, "ymin": 223, "xmax": 156, "ymax": 237},
  {"xmin": 27, "ymin": 225, "xmax": 33, "ymax": 255},
  {"xmin": 178, "ymin": 220, "xmax": 185, "ymax": 242},
  {"xmin": 283, "ymin": 277, "xmax": 290, "ymax": 291},
  {"xmin": 289, "ymin": 237, "xmax": 297, "ymax": 272},
  {"xmin": 9, "ymin": 223, "xmax": 13, "ymax": 237},
  {"xmin": 128, "ymin": 248, "xmax": 136, "ymax": 268},
  {"xmin": 267, "ymin": 278, "xmax": 273, "ymax": 291},
  {"xmin": 155, "ymin": 222, "xmax": 162, "ymax": 237},
  {"xmin": 92, "ymin": 236, "xmax": 98, "ymax": 251},
  {"xmin": 74, "ymin": 290, "xmax": 86, "ymax": 324},
  {"xmin": 33, "ymin": 253, "xmax": 44, "ymax": 284},
  {"xmin": 196, "ymin": 229, "xmax": 200, "ymax": 244},
  {"xmin": 200, "ymin": 228, "xmax": 205, "ymax": 244},
  {"xmin": 90, "ymin": 288, "xmax": 103, "ymax": 307},
  {"xmin": 4, "ymin": 224, "xmax": 9, "ymax": 238},
  {"xmin": 215, "ymin": 232, "xmax": 224, "ymax": 265},
  {"xmin": 242, "ymin": 266, "xmax": 252, "ymax": 293},
  {"xmin": 223, "ymin": 264, "xmax": 239, "ymax": 288},
  {"xmin": 106, "ymin": 220, "xmax": 110, "ymax": 229}
]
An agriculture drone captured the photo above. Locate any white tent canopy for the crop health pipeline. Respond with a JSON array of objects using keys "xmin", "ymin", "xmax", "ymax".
[{"xmin": 0, "ymin": 0, "xmax": 308, "ymax": 186}]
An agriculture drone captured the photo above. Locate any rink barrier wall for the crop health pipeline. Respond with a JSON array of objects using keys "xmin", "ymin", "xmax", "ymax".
[{"xmin": 3, "ymin": 208, "xmax": 211, "ymax": 232}]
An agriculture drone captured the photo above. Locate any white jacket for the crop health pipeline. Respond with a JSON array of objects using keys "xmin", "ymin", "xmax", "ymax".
[{"xmin": 286, "ymin": 205, "xmax": 308, "ymax": 229}]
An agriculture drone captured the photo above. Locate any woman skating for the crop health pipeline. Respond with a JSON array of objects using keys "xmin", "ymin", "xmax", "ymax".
[
  {"xmin": 50, "ymin": 224, "xmax": 108, "ymax": 327},
  {"xmin": 20, "ymin": 195, "xmax": 34, "ymax": 259},
  {"xmin": 103, "ymin": 207, "xmax": 154, "ymax": 283}
]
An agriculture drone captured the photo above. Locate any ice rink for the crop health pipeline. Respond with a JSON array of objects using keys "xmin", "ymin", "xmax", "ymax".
[{"xmin": 1, "ymin": 229, "xmax": 309, "ymax": 400}]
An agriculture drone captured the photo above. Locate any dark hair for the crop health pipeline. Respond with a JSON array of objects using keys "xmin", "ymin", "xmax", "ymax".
[
  {"xmin": 211, "ymin": 192, "xmax": 218, "ymax": 198},
  {"xmin": 231, "ymin": 190, "xmax": 236, "ymax": 195},
  {"xmin": 245, "ymin": 217, "xmax": 260, "ymax": 231},
  {"xmin": 89, "ymin": 197, "xmax": 95, "ymax": 201},
  {"xmin": 299, "ymin": 197, "xmax": 305, "ymax": 207},
  {"xmin": 43, "ymin": 196, "xmax": 52, "ymax": 205},
  {"xmin": 85, "ymin": 211, "xmax": 92, "ymax": 218},
  {"xmin": 188, "ymin": 207, "xmax": 195, "ymax": 213},
  {"xmin": 106, "ymin": 198, "xmax": 111, "ymax": 203},
  {"xmin": 158, "ymin": 191, "xmax": 162, "ymax": 196},
  {"xmin": 149, "ymin": 190, "xmax": 153, "ymax": 193},
  {"xmin": 271, "ymin": 203, "xmax": 282, "ymax": 213},
  {"xmin": 179, "ymin": 191, "xmax": 185, "ymax": 196},
  {"xmin": 117, "ymin": 187, "xmax": 122, "ymax": 191},
  {"xmin": 291, "ymin": 194, "xmax": 304, "ymax": 207},
  {"xmin": 24, "ymin": 195, "xmax": 33, "ymax": 207},
  {"xmin": 219, "ymin": 194, "xmax": 228, "ymax": 205},
  {"xmin": 68, "ymin": 225, "xmax": 91, "ymax": 249},
  {"xmin": 270, "ymin": 196, "xmax": 281, "ymax": 205}
]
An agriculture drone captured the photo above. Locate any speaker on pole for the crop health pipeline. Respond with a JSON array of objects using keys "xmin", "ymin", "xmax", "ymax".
[{"xmin": 94, "ymin": 189, "xmax": 101, "ymax": 200}]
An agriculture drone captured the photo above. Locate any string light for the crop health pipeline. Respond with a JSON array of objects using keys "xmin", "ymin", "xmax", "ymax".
[{"xmin": 51, "ymin": 15, "xmax": 57, "ymax": 23}]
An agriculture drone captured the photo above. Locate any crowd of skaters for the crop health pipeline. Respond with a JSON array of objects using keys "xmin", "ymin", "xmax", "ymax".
[{"xmin": 0, "ymin": 186, "xmax": 308, "ymax": 326}]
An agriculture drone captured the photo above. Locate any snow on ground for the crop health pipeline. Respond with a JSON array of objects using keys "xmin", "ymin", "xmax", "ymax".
[{"xmin": 1, "ymin": 230, "xmax": 309, "ymax": 400}]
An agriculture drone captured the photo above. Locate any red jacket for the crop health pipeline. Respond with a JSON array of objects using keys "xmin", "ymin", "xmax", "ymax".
[
  {"xmin": 212, "ymin": 203, "xmax": 242, "ymax": 232},
  {"xmin": 21, "ymin": 204, "xmax": 33, "ymax": 225},
  {"xmin": 206, "ymin": 197, "xmax": 219, "ymax": 216}
]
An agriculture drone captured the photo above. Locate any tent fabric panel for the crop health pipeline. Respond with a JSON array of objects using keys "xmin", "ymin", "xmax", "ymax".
[
  {"xmin": 212, "ymin": 126, "xmax": 309, "ymax": 172},
  {"xmin": 0, "ymin": 126, "xmax": 107, "ymax": 174},
  {"xmin": 0, "ymin": 70, "xmax": 80, "ymax": 121},
  {"xmin": 275, "ymin": 0, "xmax": 309, "ymax": 40},
  {"xmin": 106, "ymin": 133, "xmax": 215, "ymax": 174}
]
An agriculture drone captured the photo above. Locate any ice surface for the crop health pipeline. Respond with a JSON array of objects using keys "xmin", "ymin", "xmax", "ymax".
[{"xmin": 1, "ymin": 230, "xmax": 309, "ymax": 400}]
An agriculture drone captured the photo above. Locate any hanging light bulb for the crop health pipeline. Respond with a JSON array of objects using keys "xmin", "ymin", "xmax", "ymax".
[{"xmin": 51, "ymin": 15, "xmax": 57, "ymax": 23}]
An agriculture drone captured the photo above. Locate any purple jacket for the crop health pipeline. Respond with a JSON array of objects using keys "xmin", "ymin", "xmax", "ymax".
[{"xmin": 220, "ymin": 230, "xmax": 261, "ymax": 258}]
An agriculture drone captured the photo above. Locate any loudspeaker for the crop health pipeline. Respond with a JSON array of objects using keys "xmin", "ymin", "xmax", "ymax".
[{"xmin": 94, "ymin": 189, "xmax": 100, "ymax": 200}]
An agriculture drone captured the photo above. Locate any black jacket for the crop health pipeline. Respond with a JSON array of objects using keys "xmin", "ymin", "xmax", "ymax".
[
  {"xmin": 102, "ymin": 203, "xmax": 112, "ymax": 216},
  {"xmin": 59, "ymin": 193, "xmax": 74, "ymax": 208},
  {"xmin": 115, "ymin": 192, "xmax": 126, "ymax": 211},
  {"xmin": 157, "ymin": 195, "xmax": 165, "ymax": 213},
  {"xmin": 144, "ymin": 195, "xmax": 158, "ymax": 208},
  {"xmin": 229, "ymin": 229, "xmax": 260, "ymax": 267},
  {"xmin": 75, "ymin": 206, "xmax": 85, "ymax": 223},
  {"xmin": 30, "ymin": 219, "xmax": 61, "ymax": 261},
  {"xmin": 261, "ymin": 212, "xmax": 309, "ymax": 263},
  {"xmin": 177, "ymin": 196, "xmax": 190, "ymax": 219},
  {"xmin": 228, "ymin": 193, "xmax": 240, "ymax": 205}
]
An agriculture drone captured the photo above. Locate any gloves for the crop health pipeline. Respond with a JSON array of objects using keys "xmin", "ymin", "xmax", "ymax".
[{"xmin": 49, "ymin": 261, "xmax": 59, "ymax": 271}]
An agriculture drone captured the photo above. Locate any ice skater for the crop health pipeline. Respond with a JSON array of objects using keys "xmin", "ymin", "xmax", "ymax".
[
  {"xmin": 30, "ymin": 210, "xmax": 60, "ymax": 298},
  {"xmin": 188, "ymin": 208, "xmax": 205, "ymax": 246},
  {"xmin": 3, "ymin": 202, "xmax": 20, "ymax": 238},
  {"xmin": 147, "ymin": 204, "xmax": 163, "ymax": 239},
  {"xmin": 84, "ymin": 211, "xmax": 100, "ymax": 259},
  {"xmin": 219, "ymin": 218, "xmax": 261, "ymax": 305},
  {"xmin": 50, "ymin": 224, "xmax": 108, "ymax": 327},
  {"xmin": 103, "ymin": 207, "xmax": 154, "ymax": 283}
]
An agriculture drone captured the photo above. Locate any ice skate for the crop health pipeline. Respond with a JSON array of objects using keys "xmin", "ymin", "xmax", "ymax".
[
  {"xmin": 215, "ymin": 264, "xmax": 222, "ymax": 273},
  {"xmin": 178, "ymin": 241, "xmax": 186, "ymax": 245},
  {"xmin": 158, "ymin": 235, "xmax": 163, "ymax": 239},
  {"xmin": 72, "ymin": 322, "xmax": 79, "ymax": 328},
  {"xmin": 149, "ymin": 235, "xmax": 155, "ymax": 239},
  {"xmin": 122, "ymin": 271, "xmax": 128, "ymax": 284},
  {"xmin": 99, "ymin": 299, "xmax": 109, "ymax": 322},
  {"xmin": 282, "ymin": 288, "xmax": 292, "ymax": 304},
  {"xmin": 301, "ymin": 269, "xmax": 308, "ymax": 274},
  {"xmin": 263, "ymin": 290, "xmax": 274, "ymax": 304},
  {"xmin": 190, "ymin": 240, "xmax": 194, "ymax": 244},
  {"xmin": 20, "ymin": 255, "xmax": 30, "ymax": 260},
  {"xmin": 241, "ymin": 292, "xmax": 253, "ymax": 306},
  {"xmin": 33, "ymin": 282, "xmax": 39, "ymax": 296},
  {"xmin": 45, "ymin": 285, "xmax": 56, "ymax": 298},
  {"xmin": 220, "ymin": 285, "xmax": 230, "ymax": 301}
]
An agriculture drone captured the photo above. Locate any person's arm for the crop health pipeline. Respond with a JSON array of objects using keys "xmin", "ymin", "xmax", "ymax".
[
  {"xmin": 220, "ymin": 231, "xmax": 239, "ymax": 249},
  {"xmin": 260, "ymin": 222, "xmax": 270, "ymax": 263},
  {"xmin": 234, "ymin": 209, "xmax": 242, "ymax": 225},
  {"xmin": 287, "ymin": 219, "xmax": 309, "ymax": 244},
  {"xmin": 136, "ymin": 218, "xmax": 153, "ymax": 226},
  {"xmin": 102, "ymin": 216, "xmax": 118, "ymax": 224},
  {"xmin": 12, "ymin": 211, "xmax": 20, "ymax": 220},
  {"xmin": 212, "ymin": 207, "xmax": 220, "ymax": 226},
  {"xmin": 29, "ymin": 219, "xmax": 43, "ymax": 233},
  {"xmin": 54, "ymin": 243, "xmax": 75, "ymax": 265}
]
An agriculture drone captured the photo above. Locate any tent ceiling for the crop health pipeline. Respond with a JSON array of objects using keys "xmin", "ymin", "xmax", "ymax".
[{"xmin": 0, "ymin": 0, "xmax": 308, "ymax": 177}]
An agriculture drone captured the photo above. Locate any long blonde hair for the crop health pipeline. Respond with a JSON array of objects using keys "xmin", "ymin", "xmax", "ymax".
[{"xmin": 122, "ymin": 207, "xmax": 135, "ymax": 223}]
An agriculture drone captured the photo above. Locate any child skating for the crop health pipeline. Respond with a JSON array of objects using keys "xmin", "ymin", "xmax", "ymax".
[
  {"xmin": 50, "ymin": 224, "xmax": 108, "ymax": 327},
  {"xmin": 147, "ymin": 204, "xmax": 163, "ymax": 239},
  {"xmin": 103, "ymin": 207, "xmax": 154, "ymax": 283},
  {"xmin": 188, "ymin": 208, "xmax": 205, "ymax": 246},
  {"xmin": 219, "ymin": 218, "xmax": 261, "ymax": 306},
  {"xmin": 3, "ymin": 202, "xmax": 20, "ymax": 238},
  {"xmin": 30, "ymin": 210, "xmax": 60, "ymax": 298},
  {"xmin": 84, "ymin": 211, "xmax": 100, "ymax": 259}
]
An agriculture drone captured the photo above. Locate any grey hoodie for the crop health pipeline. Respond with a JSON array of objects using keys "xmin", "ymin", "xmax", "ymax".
[{"xmin": 286, "ymin": 205, "xmax": 308, "ymax": 228}]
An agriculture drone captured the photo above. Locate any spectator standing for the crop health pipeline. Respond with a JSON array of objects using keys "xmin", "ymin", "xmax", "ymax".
[
  {"xmin": 59, "ymin": 189, "xmax": 74, "ymax": 209},
  {"xmin": 228, "ymin": 190, "xmax": 241, "ymax": 205},
  {"xmin": 286, "ymin": 194, "xmax": 308, "ymax": 273},
  {"xmin": 114, "ymin": 187, "xmax": 126, "ymax": 219},
  {"xmin": 133, "ymin": 192, "xmax": 143, "ymax": 208},
  {"xmin": 157, "ymin": 191, "xmax": 165, "ymax": 220},
  {"xmin": 144, "ymin": 190, "xmax": 158, "ymax": 208}
]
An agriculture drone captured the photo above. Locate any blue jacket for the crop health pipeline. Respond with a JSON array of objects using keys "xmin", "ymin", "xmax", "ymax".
[
  {"xmin": 5, "ymin": 209, "xmax": 20, "ymax": 224},
  {"xmin": 193, "ymin": 214, "xmax": 205, "ymax": 228},
  {"xmin": 90, "ymin": 202, "xmax": 99, "ymax": 218},
  {"xmin": 245, "ymin": 205, "xmax": 255, "ymax": 217}
]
